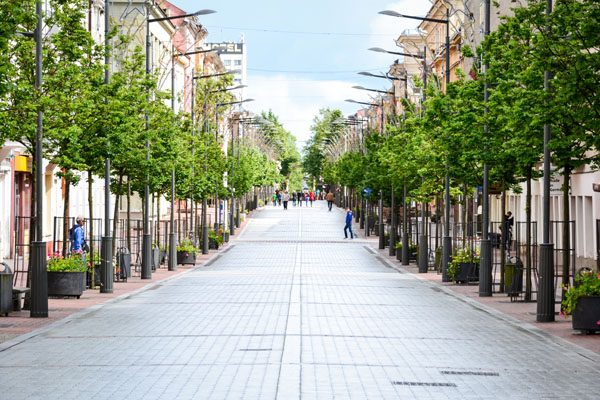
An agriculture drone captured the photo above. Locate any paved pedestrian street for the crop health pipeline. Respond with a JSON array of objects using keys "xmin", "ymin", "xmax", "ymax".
[{"xmin": 0, "ymin": 201, "xmax": 598, "ymax": 399}]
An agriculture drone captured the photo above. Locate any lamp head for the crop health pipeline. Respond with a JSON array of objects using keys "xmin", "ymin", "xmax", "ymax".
[
  {"xmin": 352, "ymin": 85, "xmax": 366, "ymax": 90},
  {"xmin": 368, "ymin": 47, "xmax": 387, "ymax": 54},
  {"xmin": 194, "ymin": 9, "xmax": 217, "ymax": 16},
  {"xmin": 379, "ymin": 10, "xmax": 403, "ymax": 18}
]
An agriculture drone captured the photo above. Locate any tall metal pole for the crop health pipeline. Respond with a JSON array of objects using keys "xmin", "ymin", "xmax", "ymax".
[
  {"xmin": 230, "ymin": 122, "xmax": 235, "ymax": 235},
  {"xmin": 200, "ymin": 82, "xmax": 209, "ymax": 254},
  {"xmin": 100, "ymin": 0, "xmax": 114, "ymax": 292},
  {"xmin": 141, "ymin": 4, "xmax": 152, "ymax": 279},
  {"xmin": 30, "ymin": 0, "xmax": 48, "ymax": 317},
  {"xmin": 418, "ymin": 51, "xmax": 429, "ymax": 273},
  {"xmin": 236, "ymin": 122, "xmax": 241, "ymax": 228},
  {"xmin": 402, "ymin": 71, "xmax": 409, "ymax": 266},
  {"xmin": 479, "ymin": 0, "xmax": 493, "ymax": 295},
  {"xmin": 378, "ymin": 189, "xmax": 385, "ymax": 249},
  {"xmin": 441, "ymin": 8, "xmax": 452, "ymax": 282},
  {"xmin": 537, "ymin": 0, "xmax": 555, "ymax": 322},
  {"xmin": 168, "ymin": 43, "xmax": 177, "ymax": 271},
  {"xmin": 389, "ymin": 185, "xmax": 396, "ymax": 256}
]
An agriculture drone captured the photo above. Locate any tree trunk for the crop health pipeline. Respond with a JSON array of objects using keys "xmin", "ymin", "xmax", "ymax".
[
  {"xmin": 561, "ymin": 166, "xmax": 571, "ymax": 305},
  {"xmin": 499, "ymin": 181, "xmax": 506, "ymax": 293},
  {"xmin": 525, "ymin": 168, "xmax": 532, "ymax": 302},
  {"xmin": 62, "ymin": 174, "xmax": 71, "ymax": 257},
  {"xmin": 156, "ymin": 194, "xmax": 161, "ymax": 246}
]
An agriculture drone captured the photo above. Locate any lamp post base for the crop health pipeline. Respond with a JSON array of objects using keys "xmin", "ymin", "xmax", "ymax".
[
  {"xmin": 441, "ymin": 235, "xmax": 451, "ymax": 282},
  {"xmin": 418, "ymin": 235, "xmax": 428, "ymax": 273},
  {"xmin": 402, "ymin": 233, "xmax": 409, "ymax": 265},
  {"xmin": 202, "ymin": 225, "xmax": 209, "ymax": 255},
  {"xmin": 100, "ymin": 236, "xmax": 114, "ymax": 293},
  {"xmin": 30, "ymin": 241, "xmax": 48, "ymax": 318},
  {"xmin": 479, "ymin": 239, "xmax": 492, "ymax": 296},
  {"xmin": 141, "ymin": 234, "xmax": 152, "ymax": 279},
  {"xmin": 537, "ymin": 243, "xmax": 555, "ymax": 322},
  {"xmin": 168, "ymin": 232, "xmax": 177, "ymax": 271}
]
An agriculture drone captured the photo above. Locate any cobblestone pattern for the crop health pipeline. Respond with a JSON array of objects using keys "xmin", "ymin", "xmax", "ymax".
[{"xmin": 0, "ymin": 202, "xmax": 597, "ymax": 399}]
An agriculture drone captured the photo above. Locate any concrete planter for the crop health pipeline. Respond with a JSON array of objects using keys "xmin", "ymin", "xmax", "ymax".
[
  {"xmin": 48, "ymin": 271, "xmax": 86, "ymax": 298},
  {"xmin": 572, "ymin": 296, "xmax": 600, "ymax": 334},
  {"xmin": 454, "ymin": 262, "xmax": 479, "ymax": 283},
  {"xmin": 176, "ymin": 251, "xmax": 196, "ymax": 266}
]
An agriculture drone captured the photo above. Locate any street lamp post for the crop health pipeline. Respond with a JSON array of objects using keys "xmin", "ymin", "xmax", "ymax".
[
  {"xmin": 480, "ymin": 0, "xmax": 493, "ymax": 296},
  {"xmin": 169, "ymin": 48, "xmax": 215, "ymax": 271},
  {"xmin": 192, "ymin": 71, "xmax": 238, "ymax": 254},
  {"xmin": 379, "ymin": 8, "xmax": 451, "ymax": 281},
  {"xmin": 30, "ymin": 0, "xmax": 48, "ymax": 317},
  {"xmin": 537, "ymin": 0, "xmax": 555, "ymax": 323},
  {"xmin": 216, "ymin": 99, "xmax": 254, "ymax": 237},
  {"xmin": 144, "ymin": 3, "xmax": 215, "ymax": 279}
]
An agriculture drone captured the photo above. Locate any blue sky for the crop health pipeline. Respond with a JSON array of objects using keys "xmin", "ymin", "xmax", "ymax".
[{"xmin": 174, "ymin": 0, "xmax": 432, "ymax": 147}]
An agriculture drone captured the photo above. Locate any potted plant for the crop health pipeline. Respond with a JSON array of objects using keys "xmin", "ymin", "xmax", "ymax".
[
  {"xmin": 409, "ymin": 244, "xmax": 418, "ymax": 261},
  {"xmin": 47, "ymin": 251, "xmax": 87, "ymax": 298},
  {"xmin": 384, "ymin": 233, "xmax": 390, "ymax": 247},
  {"xmin": 394, "ymin": 243, "xmax": 402, "ymax": 261},
  {"xmin": 208, "ymin": 230, "xmax": 224, "ymax": 250},
  {"xmin": 176, "ymin": 239, "xmax": 198, "ymax": 265},
  {"xmin": 221, "ymin": 229, "xmax": 230, "ymax": 243},
  {"xmin": 561, "ymin": 269, "xmax": 600, "ymax": 334},
  {"xmin": 447, "ymin": 247, "xmax": 480, "ymax": 283}
]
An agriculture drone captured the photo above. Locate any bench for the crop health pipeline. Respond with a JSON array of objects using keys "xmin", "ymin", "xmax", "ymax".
[{"xmin": 12, "ymin": 287, "xmax": 30, "ymax": 312}]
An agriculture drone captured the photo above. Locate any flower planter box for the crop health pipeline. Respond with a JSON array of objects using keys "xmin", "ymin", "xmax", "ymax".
[
  {"xmin": 454, "ymin": 262, "xmax": 479, "ymax": 283},
  {"xmin": 223, "ymin": 232, "xmax": 230, "ymax": 243},
  {"xmin": 48, "ymin": 271, "xmax": 86, "ymax": 298},
  {"xmin": 572, "ymin": 296, "xmax": 600, "ymax": 334},
  {"xmin": 176, "ymin": 251, "xmax": 196, "ymax": 265},
  {"xmin": 209, "ymin": 239, "xmax": 219, "ymax": 250}
]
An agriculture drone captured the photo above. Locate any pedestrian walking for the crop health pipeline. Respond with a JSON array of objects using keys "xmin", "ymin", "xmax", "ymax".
[
  {"xmin": 504, "ymin": 211, "xmax": 514, "ymax": 252},
  {"xmin": 69, "ymin": 216, "xmax": 88, "ymax": 254},
  {"xmin": 282, "ymin": 190, "xmax": 290, "ymax": 210},
  {"xmin": 272, "ymin": 193, "xmax": 277, "ymax": 207},
  {"xmin": 305, "ymin": 191, "xmax": 309, "ymax": 207},
  {"xmin": 298, "ymin": 191, "xmax": 303, "ymax": 207},
  {"xmin": 309, "ymin": 190, "xmax": 315, "ymax": 207},
  {"xmin": 344, "ymin": 208, "xmax": 354, "ymax": 239},
  {"xmin": 291, "ymin": 192, "xmax": 296, "ymax": 206},
  {"xmin": 326, "ymin": 191, "xmax": 334, "ymax": 211},
  {"xmin": 277, "ymin": 191, "xmax": 282, "ymax": 206}
]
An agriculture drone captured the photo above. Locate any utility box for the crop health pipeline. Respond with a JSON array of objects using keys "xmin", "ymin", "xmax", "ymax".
[{"xmin": 0, "ymin": 263, "xmax": 13, "ymax": 316}]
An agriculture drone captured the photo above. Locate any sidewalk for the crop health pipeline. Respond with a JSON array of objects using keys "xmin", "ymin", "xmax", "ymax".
[
  {"xmin": 0, "ymin": 207, "xmax": 258, "ymax": 346},
  {"xmin": 359, "ymin": 224, "xmax": 600, "ymax": 355}
]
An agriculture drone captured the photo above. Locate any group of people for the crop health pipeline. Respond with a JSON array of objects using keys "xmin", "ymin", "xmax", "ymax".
[{"xmin": 272, "ymin": 190, "xmax": 316, "ymax": 209}]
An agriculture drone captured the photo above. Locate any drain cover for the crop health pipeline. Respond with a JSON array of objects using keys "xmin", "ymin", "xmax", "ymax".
[
  {"xmin": 392, "ymin": 381, "xmax": 456, "ymax": 387},
  {"xmin": 441, "ymin": 370, "xmax": 499, "ymax": 377}
]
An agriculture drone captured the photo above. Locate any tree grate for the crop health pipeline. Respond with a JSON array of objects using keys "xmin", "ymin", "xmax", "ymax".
[
  {"xmin": 441, "ymin": 370, "xmax": 500, "ymax": 377},
  {"xmin": 391, "ymin": 381, "xmax": 456, "ymax": 387}
]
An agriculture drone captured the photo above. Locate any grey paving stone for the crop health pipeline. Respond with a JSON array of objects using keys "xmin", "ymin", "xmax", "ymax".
[{"xmin": 0, "ymin": 201, "xmax": 597, "ymax": 399}]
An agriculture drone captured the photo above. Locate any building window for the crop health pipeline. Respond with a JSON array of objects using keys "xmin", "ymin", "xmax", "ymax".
[
  {"xmin": 223, "ymin": 60, "xmax": 231, "ymax": 66},
  {"xmin": 234, "ymin": 60, "xmax": 242, "ymax": 65}
]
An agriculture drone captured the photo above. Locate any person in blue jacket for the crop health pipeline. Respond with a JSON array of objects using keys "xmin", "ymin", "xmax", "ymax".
[
  {"xmin": 344, "ymin": 208, "xmax": 353, "ymax": 239},
  {"xmin": 70, "ymin": 216, "xmax": 86, "ymax": 253}
]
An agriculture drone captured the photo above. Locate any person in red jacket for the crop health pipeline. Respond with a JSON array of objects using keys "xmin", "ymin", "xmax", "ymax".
[{"xmin": 309, "ymin": 190, "xmax": 315, "ymax": 207}]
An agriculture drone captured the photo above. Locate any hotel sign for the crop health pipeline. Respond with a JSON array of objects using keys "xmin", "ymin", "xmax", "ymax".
[{"xmin": 205, "ymin": 43, "xmax": 243, "ymax": 54}]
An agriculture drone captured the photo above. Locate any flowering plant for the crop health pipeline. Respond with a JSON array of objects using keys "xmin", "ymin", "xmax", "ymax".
[
  {"xmin": 561, "ymin": 270, "xmax": 600, "ymax": 317},
  {"xmin": 448, "ymin": 247, "xmax": 480, "ymax": 281},
  {"xmin": 47, "ymin": 251, "xmax": 88, "ymax": 272},
  {"xmin": 176, "ymin": 239, "xmax": 198, "ymax": 254}
]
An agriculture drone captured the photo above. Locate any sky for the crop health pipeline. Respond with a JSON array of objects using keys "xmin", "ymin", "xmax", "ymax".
[{"xmin": 174, "ymin": 0, "xmax": 433, "ymax": 149}]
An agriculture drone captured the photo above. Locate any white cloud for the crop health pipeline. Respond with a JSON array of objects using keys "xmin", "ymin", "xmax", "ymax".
[
  {"xmin": 243, "ymin": 1, "xmax": 433, "ymax": 151},
  {"xmin": 246, "ymin": 75, "xmax": 358, "ymax": 147}
]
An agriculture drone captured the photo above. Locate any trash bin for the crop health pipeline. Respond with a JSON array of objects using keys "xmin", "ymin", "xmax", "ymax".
[
  {"xmin": 117, "ymin": 248, "xmax": 131, "ymax": 279},
  {"xmin": 505, "ymin": 256, "xmax": 523, "ymax": 297},
  {"xmin": 0, "ymin": 263, "xmax": 13, "ymax": 316}
]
